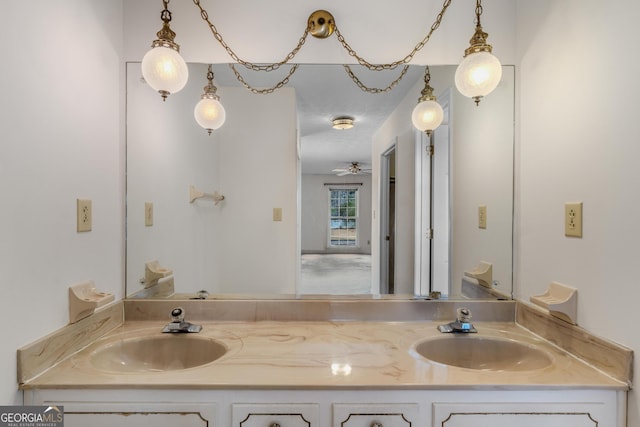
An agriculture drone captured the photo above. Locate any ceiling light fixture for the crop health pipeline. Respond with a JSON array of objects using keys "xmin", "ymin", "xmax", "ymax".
[
  {"xmin": 194, "ymin": 65, "xmax": 226, "ymax": 135},
  {"xmin": 143, "ymin": 1, "xmax": 502, "ymax": 132},
  {"xmin": 454, "ymin": 0, "xmax": 502, "ymax": 105},
  {"xmin": 189, "ymin": 1, "xmax": 454, "ymax": 94},
  {"xmin": 411, "ymin": 66, "xmax": 444, "ymax": 136},
  {"xmin": 332, "ymin": 117, "xmax": 355, "ymax": 130},
  {"xmin": 141, "ymin": 0, "xmax": 189, "ymax": 101}
]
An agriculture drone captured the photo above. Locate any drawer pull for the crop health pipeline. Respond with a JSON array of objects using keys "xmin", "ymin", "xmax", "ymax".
[
  {"xmin": 371, "ymin": 423, "xmax": 383, "ymax": 427},
  {"xmin": 269, "ymin": 423, "xmax": 281, "ymax": 427}
]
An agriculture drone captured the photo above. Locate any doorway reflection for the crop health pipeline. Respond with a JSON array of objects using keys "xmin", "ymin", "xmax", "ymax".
[
  {"xmin": 300, "ymin": 175, "xmax": 373, "ymax": 295},
  {"xmin": 379, "ymin": 144, "xmax": 397, "ymax": 294}
]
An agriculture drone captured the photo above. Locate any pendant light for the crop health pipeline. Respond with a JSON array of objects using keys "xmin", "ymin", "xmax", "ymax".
[
  {"xmin": 194, "ymin": 65, "xmax": 226, "ymax": 135},
  {"xmin": 411, "ymin": 66, "xmax": 444, "ymax": 136},
  {"xmin": 454, "ymin": 0, "xmax": 502, "ymax": 105},
  {"xmin": 141, "ymin": 0, "xmax": 189, "ymax": 101}
]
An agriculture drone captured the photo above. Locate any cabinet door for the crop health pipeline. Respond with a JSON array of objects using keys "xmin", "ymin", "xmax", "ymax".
[
  {"xmin": 433, "ymin": 402, "xmax": 600, "ymax": 427},
  {"xmin": 60, "ymin": 403, "xmax": 215, "ymax": 427},
  {"xmin": 333, "ymin": 403, "xmax": 419, "ymax": 427},
  {"xmin": 65, "ymin": 412, "xmax": 209, "ymax": 427},
  {"xmin": 232, "ymin": 403, "xmax": 319, "ymax": 427}
]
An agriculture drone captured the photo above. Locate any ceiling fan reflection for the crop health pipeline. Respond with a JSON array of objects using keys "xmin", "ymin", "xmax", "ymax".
[{"xmin": 332, "ymin": 162, "xmax": 372, "ymax": 176}]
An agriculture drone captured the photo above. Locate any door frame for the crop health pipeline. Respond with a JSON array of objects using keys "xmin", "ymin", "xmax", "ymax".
[
  {"xmin": 379, "ymin": 142, "xmax": 397, "ymax": 294},
  {"xmin": 414, "ymin": 88, "xmax": 452, "ymax": 297}
]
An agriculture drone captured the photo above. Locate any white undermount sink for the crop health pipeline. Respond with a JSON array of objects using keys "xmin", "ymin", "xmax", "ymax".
[
  {"xmin": 412, "ymin": 335, "xmax": 553, "ymax": 371},
  {"xmin": 89, "ymin": 335, "xmax": 227, "ymax": 373}
]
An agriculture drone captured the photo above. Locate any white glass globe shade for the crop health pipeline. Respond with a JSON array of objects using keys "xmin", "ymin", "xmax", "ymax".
[
  {"xmin": 141, "ymin": 46, "xmax": 189, "ymax": 97},
  {"xmin": 412, "ymin": 100, "xmax": 444, "ymax": 133},
  {"xmin": 194, "ymin": 98, "xmax": 226, "ymax": 132},
  {"xmin": 454, "ymin": 51, "xmax": 502, "ymax": 99}
]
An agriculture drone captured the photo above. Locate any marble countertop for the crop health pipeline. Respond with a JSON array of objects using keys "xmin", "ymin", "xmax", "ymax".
[{"xmin": 23, "ymin": 320, "xmax": 627, "ymax": 390}]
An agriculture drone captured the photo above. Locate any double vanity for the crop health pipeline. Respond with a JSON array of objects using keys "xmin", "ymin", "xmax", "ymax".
[{"xmin": 18, "ymin": 299, "xmax": 631, "ymax": 427}]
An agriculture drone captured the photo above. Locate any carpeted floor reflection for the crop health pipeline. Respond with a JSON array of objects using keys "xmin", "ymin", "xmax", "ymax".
[{"xmin": 299, "ymin": 254, "xmax": 371, "ymax": 294}]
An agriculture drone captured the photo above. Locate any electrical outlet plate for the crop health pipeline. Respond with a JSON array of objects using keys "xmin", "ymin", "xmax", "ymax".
[
  {"xmin": 565, "ymin": 202, "xmax": 583, "ymax": 237},
  {"xmin": 478, "ymin": 205, "xmax": 487, "ymax": 229},
  {"xmin": 77, "ymin": 199, "xmax": 92, "ymax": 232},
  {"xmin": 145, "ymin": 202, "xmax": 154, "ymax": 227}
]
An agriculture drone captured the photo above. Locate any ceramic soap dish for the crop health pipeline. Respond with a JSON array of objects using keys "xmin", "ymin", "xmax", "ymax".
[
  {"xmin": 68, "ymin": 281, "xmax": 114, "ymax": 324},
  {"xmin": 530, "ymin": 281, "xmax": 578, "ymax": 325}
]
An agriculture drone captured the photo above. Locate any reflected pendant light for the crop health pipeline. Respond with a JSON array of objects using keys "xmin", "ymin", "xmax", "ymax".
[
  {"xmin": 411, "ymin": 66, "xmax": 444, "ymax": 136},
  {"xmin": 454, "ymin": 0, "xmax": 502, "ymax": 105},
  {"xmin": 141, "ymin": 0, "xmax": 189, "ymax": 101},
  {"xmin": 194, "ymin": 65, "xmax": 226, "ymax": 135}
]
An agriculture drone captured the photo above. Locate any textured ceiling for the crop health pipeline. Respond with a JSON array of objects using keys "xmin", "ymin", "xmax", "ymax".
[{"xmin": 212, "ymin": 64, "xmax": 424, "ymax": 174}]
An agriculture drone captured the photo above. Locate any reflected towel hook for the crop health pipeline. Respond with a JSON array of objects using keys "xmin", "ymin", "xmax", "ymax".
[{"xmin": 189, "ymin": 185, "xmax": 225, "ymax": 205}]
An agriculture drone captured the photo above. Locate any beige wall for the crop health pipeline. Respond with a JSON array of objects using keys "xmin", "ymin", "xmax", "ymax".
[
  {"xmin": 515, "ymin": 1, "xmax": 640, "ymax": 424},
  {"xmin": 128, "ymin": 68, "xmax": 299, "ymax": 296},
  {"xmin": 1, "ymin": 0, "xmax": 124, "ymax": 404},
  {"xmin": 126, "ymin": 62, "xmax": 222, "ymax": 295},
  {"xmin": 215, "ymin": 88, "xmax": 299, "ymax": 294}
]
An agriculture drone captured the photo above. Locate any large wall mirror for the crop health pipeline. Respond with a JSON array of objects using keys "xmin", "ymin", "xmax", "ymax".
[{"xmin": 125, "ymin": 62, "xmax": 514, "ymax": 300}]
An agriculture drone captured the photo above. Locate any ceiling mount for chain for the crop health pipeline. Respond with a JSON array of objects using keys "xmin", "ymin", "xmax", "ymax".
[{"xmin": 308, "ymin": 10, "xmax": 336, "ymax": 39}]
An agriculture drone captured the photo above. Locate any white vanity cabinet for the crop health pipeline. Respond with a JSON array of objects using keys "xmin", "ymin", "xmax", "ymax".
[{"xmin": 24, "ymin": 388, "xmax": 626, "ymax": 427}]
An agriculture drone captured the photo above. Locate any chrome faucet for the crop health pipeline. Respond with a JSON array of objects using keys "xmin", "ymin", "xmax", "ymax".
[
  {"xmin": 162, "ymin": 307, "xmax": 202, "ymax": 333},
  {"xmin": 437, "ymin": 307, "xmax": 477, "ymax": 333}
]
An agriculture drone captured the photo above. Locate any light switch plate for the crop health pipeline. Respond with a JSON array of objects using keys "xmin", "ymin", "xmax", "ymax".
[
  {"xmin": 77, "ymin": 199, "xmax": 92, "ymax": 232},
  {"xmin": 478, "ymin": 205, "xmax": 487, "ymax": 229},
  {"xmin": 565, "ymin": 202, "xmax": 583, "ymax": 237},
  {"xmin": 273, "ymin": 208, "xmax": 283, "ymax": 222},
  {"xmin": 145, "ymin": 202, "xmax": 154, "ymax": 227}
]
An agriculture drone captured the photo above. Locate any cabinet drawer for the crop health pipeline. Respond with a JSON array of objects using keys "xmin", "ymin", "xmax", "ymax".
[
  {"xmin": 52, "ymin": 402, "xmax": 215, "ymax": 427},
  {"xmin": 433, "ymin": 402, "xmax": 602, "ymax": 427},
  {"xmin": 333, "ymin": 403, "xmax": 418, "ymax": 427},
  {"xmin": 232, "ymin": 403, "xmax": 319, "ymax": 427}
]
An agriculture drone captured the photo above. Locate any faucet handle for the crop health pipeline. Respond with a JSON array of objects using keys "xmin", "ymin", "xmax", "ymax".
[
  {"xmin": 170, "ymin": 307, "xmax": 185, "ymax": 323},
  {"xmin": 438, "ymin": 307, "xmax": 477, "ymax": 333},
  {"xmin": 457, "ymin": 307, "xmax": 472, "ymax": 323}
]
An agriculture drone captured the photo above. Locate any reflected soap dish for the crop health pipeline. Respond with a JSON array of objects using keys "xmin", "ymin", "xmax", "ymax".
[
  {"xmin": 142, "ymin": 260, "xmax": 173, "ymax": 288},
  {"xmin": 464, "ymin": 261, "xmax": 493, "ymax": 288},
  {"xmin": 530, "ymin": 281, "xmax": 578, "ymax": 325}
]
